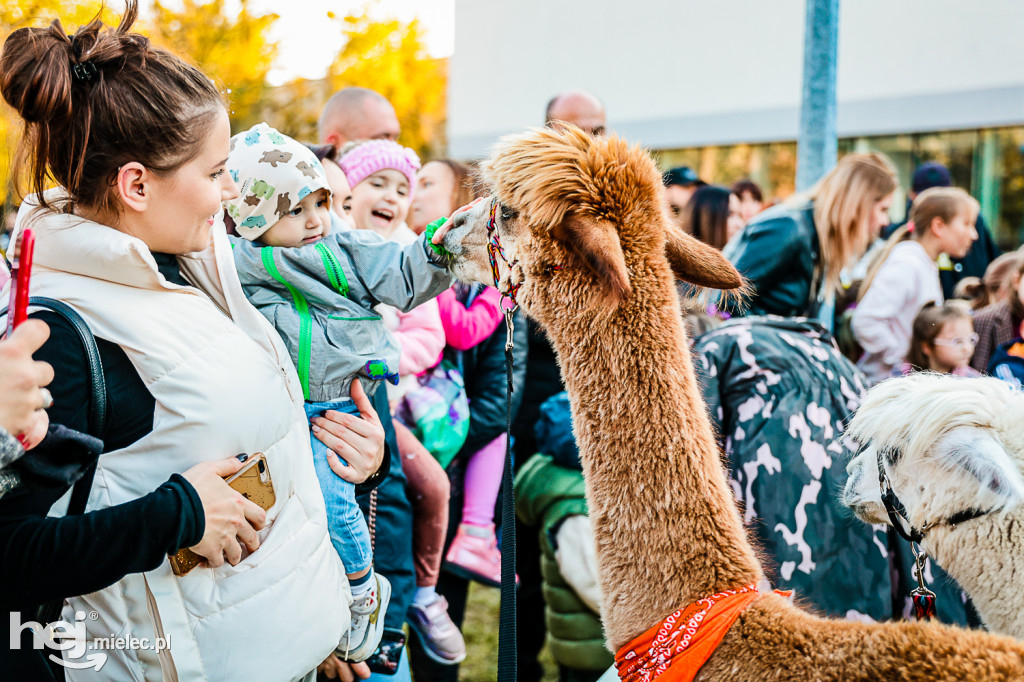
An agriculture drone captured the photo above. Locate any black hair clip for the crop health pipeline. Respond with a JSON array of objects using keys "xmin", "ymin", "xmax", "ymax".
[{"xmin": 72, "ymin": 61, "xmax": 98, "ymax": 82}]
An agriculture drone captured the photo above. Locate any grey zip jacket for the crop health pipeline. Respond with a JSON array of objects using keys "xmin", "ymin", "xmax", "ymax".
[{"xmin": 231, "ymin": 227, "xmax": 453, "ymax": 401}]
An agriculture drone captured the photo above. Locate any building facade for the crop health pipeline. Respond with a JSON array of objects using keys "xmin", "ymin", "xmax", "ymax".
[{"xmin": 448, "ymin": 0, "xmax": 1024, "ymax": 246}]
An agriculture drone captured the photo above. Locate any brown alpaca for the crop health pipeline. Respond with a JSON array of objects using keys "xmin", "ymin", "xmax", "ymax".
[{"xmin": 434, "ymin": 126, "xmax": 1024, "ymax": 679}]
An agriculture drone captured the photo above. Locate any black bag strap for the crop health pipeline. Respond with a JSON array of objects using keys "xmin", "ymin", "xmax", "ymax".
[
  {"xmin": 2, "ymin": 297, "xmax": 107, "ymax": 627},
  {"xmin": 1, "ymin": 296, "xmax": 107, "ymax": 514}
]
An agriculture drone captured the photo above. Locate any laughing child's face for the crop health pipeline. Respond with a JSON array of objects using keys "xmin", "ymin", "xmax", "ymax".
[{"xmin": 347, "ymin": 169, "xmax": 410, "ymax": 237}]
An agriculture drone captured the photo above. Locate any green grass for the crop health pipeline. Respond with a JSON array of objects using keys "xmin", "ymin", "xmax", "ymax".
[{"xmin": 457, "ymin": 582, "xmax": 559, "ymax": 682}]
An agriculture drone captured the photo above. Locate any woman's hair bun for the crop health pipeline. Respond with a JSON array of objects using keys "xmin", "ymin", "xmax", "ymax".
[
  {"xmin": 0, "ymin": 2, "xmax": 142, "ymax": 122},
  {"xmin": 0, "ymin": 20, "xmax": 76, "ymax": 123},
  {"xmin": 0, "ymin": 0, "xmax": 222, "ymax": 215}
]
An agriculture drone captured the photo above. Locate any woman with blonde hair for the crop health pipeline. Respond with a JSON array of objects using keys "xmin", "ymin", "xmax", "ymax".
[{"xmin": 724, "ymin": 153, "xmax": 898, "ymax": 328}]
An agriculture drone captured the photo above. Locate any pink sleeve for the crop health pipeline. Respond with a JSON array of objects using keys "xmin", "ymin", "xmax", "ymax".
[
  {"xmin": 394, "ymin": 299, "xmax": 445, "ymax": 375},
  {"xmin": 437, "ymin": 286, "xmax": 505, "ymax": 351}
]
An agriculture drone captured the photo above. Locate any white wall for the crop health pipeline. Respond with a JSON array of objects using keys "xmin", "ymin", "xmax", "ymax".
[{"xmin": 448, "ymin": 0, "xmax": 1024, "ymax": 158}]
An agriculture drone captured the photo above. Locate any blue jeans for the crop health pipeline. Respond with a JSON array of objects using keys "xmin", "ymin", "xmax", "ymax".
[
  {"xmin": 359, "ymin": 386, "xmax": 415, "ymax": 631},
  {"xmin": 305, "ymin": 400, "xmax": 373, "ymax": 574}
]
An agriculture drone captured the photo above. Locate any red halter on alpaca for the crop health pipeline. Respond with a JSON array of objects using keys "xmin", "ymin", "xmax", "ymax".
[
  {"xmin": 486, "ymin": 198, "xmax": 564, "ymax": 314},
  {"xmin": 486, "ymin": 199, "xmax": 521, "ymax": 310}
]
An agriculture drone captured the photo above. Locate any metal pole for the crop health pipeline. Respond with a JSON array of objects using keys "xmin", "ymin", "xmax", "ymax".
[{"xmin": 796, "ymin": 0, "xmax": 839, "ymax": 191}]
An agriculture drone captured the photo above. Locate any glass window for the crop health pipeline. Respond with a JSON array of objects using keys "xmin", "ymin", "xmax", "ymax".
[
  {"xmin": 994, "ymin": 128, "xmax": 1024, "ymax": 248},
  {"xmin": 658, "ymin": 125, "xmax": 1024, "ymax": 247}
]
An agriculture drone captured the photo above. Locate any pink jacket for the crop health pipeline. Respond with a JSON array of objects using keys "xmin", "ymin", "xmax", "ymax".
[
  {"xmin": 392, "ymin": 299, "xmax": 445, "ymax": 376},
  {"xmin": 437, "ymin": 286, "xmax": 504, "ymax": 351}
]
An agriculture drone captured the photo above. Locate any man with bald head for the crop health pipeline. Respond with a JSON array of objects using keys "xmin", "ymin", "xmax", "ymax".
[
  {"xmin": 545, "ymin": 90, "xmax": 607, "ymax": 136},
  {"xmin": 319, "ymin": 86, "xmax": 401, "ymax": 150}
]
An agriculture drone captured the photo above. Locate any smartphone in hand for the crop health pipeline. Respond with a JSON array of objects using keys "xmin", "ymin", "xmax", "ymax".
[
  {"xmin": 364, "ymin": 628, "xmax": 406, "ymax": 675},
  {"xmin": 169, "ymin": 453, "xmax": 276, "ymax": 576}
]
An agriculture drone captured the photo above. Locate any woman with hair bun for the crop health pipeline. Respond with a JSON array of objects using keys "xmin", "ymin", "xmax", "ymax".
[
  {"xmin": 0, "ymin": 4, "xmax": 385, "ymax": 680},
  {"xmin": 724, "ymin": 153, "xmax": 898, "ymax": 329}
]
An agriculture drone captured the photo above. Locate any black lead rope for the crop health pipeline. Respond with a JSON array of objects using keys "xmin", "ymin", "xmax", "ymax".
[
  {"xmin": 876, "ymin": 446, "xmax": 993, "ymax": 622},
  {"xmin": 498, "ymin": 307, "xmax": 517, "ymax": 681}
]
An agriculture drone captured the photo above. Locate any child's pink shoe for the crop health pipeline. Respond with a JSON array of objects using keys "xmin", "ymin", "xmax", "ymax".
[{"xmin": 443, "ymin": 523, "xmax": 516, "ymax": 588}]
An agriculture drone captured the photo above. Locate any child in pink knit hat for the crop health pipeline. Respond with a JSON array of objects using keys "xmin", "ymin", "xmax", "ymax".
[{"xmin": 339, "ymin": 139, "xmax": 421, "ymax": 237}]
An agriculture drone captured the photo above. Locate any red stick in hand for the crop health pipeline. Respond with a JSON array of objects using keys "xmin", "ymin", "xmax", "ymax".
[{"xmin": 6, "ymin": 228, "xmax": 35, "ymax": 336}]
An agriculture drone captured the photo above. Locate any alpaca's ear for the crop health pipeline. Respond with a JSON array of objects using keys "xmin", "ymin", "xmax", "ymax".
[
  {"xmin": 664, "ymin": 221, "xmax": 745, "ymax": 291},
  {"xmin": 552, "ymin": 213, "xmax": 631, "ymax": 303},
  {"xmin": 938, "ymin": 428, "xmax": 1024, "ymax": 509}
]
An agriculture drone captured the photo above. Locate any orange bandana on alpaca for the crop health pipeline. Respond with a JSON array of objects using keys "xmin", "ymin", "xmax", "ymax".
[{"xmin": 615, "ymin": 584, "xmax": 766, "ymax": 682}]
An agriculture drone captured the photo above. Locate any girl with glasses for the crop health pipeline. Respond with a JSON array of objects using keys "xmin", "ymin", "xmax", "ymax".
[{"xmin": 893, "ymin": 301, "xmax": 982, "ymax": 377}]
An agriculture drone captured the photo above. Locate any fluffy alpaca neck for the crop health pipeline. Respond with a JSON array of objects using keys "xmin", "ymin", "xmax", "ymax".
[
  {"xmin": 926, "ymin": 509, "xmax": 1024, "ymax": 638},
  {"xmin": 538, "ymin": 262, "xmax": 762, "ymax": 649}
]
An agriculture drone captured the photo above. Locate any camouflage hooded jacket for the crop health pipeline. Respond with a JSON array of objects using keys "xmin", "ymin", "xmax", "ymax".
[{"xmin": 693, "ymin": 316, "xmax": 973, "ymax": 625}]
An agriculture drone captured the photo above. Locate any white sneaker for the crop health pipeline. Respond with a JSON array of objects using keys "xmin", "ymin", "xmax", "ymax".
[{"xmin": 336, "ymin": 573, "xmax": 392, "ymax": 663}]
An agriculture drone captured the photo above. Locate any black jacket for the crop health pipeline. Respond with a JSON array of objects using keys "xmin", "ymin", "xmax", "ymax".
[
  {"xmin": 509, "ymin": 319, "xmax": 564, "ymax": 464},
  {"xmin": 451, "ymin": 304, "xmax": 528, "ymax": 459},
  {"xmin": 725, "ymin": 201, "xmax": 822, "ymax": 318}
]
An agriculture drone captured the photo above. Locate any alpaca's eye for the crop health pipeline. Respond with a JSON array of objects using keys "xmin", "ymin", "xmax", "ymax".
[{"xmin": 500, "ymin": 204, "xmax": 518, "ymax": 223}]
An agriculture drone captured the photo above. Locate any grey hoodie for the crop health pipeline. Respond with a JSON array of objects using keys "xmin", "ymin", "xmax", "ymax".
[{"xmin": 231, "ymin": 225, "xmax": 453, "ymax": 401}]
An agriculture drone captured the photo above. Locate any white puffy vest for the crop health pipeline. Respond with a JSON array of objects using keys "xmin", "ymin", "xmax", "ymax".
[{"xmin": 13, "ymin": 198, "xmax": 350, "ymax": 681}]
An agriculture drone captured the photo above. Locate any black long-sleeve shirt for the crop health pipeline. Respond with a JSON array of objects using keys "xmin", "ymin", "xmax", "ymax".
[
  {"xmin": 0, "ymin": 426, "xmax": 202, "ymax": 682},
  {"xmin": 0, "ymin": 254, "xmax": 206, "ymax": 679},
  {"xmin": 1, "ymin": 252, "xmax": 205, "ymax": 608},
  {"xmin": 0, "ymin": 471, "xmax": 203, "ymax": 610}
]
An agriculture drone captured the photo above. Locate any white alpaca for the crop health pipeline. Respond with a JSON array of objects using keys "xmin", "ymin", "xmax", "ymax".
[{"xmin": 844, "ymin": 373, "xmax": 1024, "ymax": 639}]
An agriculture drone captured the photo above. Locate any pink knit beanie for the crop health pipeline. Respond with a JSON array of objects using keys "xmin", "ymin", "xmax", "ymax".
[{"xmin": 339, "ymin": 140, "xmax": 421, "ymax": 198}]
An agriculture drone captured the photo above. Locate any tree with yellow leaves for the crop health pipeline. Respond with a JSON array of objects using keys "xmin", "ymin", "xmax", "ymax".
[
  {"xmin": 327, "ymin": 3, "xmax": 447, "ymax": 159},
  {"xmin": 147, "ymin": 0, "xmax": 278, "ymax": 131},
  {"xmin": 0, "ymin": 1, "xmax": 450, "ymax": 213},
  {"xmin": 0, "ymin": 0, "xmax": 279, "ymax": 210},
  {"xmin": 0, "ymin": 1, "xmax": 109, "ymax": 208}
]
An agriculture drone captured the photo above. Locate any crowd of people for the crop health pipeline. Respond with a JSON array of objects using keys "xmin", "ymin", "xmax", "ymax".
[{"xmin": 1, "ymin": 4, "xmax": 1023, "ymax": 682}]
